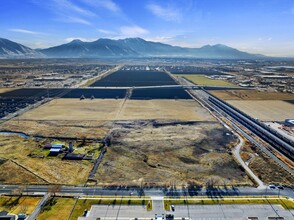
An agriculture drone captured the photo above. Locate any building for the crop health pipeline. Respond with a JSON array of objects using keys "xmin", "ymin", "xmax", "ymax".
[{"xmin": 49, "ymin": 144, "xmax": 64, "ymax": 156}]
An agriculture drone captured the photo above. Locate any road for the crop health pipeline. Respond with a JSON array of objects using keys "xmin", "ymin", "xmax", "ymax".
[{"xmin": 0, "ymin": 185, "xmax": 293, "ymax": 198}]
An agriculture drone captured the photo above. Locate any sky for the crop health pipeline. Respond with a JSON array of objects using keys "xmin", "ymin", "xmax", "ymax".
[{"xmin": 1, "ymin": 0, "xmax": 294, "ymax": 56}]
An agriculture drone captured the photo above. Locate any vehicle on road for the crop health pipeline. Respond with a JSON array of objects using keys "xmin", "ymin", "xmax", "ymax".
[{"xmin": 171, "ymin": 205, "xmax": 175, "ymax": 211}]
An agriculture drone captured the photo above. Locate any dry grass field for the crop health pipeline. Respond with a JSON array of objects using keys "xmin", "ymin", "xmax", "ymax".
[
  {"xmin": 240, "ymin": 143, "xmax": 294, "ymax": 185},
  {"xmin": 17, "ymin": 99, "xmax": 214, "ymax": 121},
  {"xmin": 210, "ymin": 90, "xmax": 294, "ymax": 100},
  {"xmin": 37, "ymin": 198, "xmax": 76, "ymax": 220},
  {"xmin": 119, "ymin": 100, "xmax": 214, "ymax": 121},
  {"xmin": 0, "ymin": 88, "xmax": 14, "ymax": 94},
  {"xmin": 1, "ymin": 120, "xmax": 111, "ymax": 139},
  {"xmin": 18, "ymin": 99, "xmax": 124, "ymax": 121},
  {"xmin": 96, "ymin": 121, "xmax": 251, "ymax": 186},
  {"xmin": 227, "ymin": 100, "xmax": 294, "ymax": 121},
  {"xmin": 0, "ymin": 135, "xmax": 92, "ymax": 184},
  {"xmin": 0, "ymin": 196, "xmax": 41, "ymax": 215}
]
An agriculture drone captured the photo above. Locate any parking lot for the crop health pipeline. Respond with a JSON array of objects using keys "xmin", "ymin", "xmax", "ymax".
[{"xmin": 78, "ymin": 202, "xmax": 294, "ymax": 220}]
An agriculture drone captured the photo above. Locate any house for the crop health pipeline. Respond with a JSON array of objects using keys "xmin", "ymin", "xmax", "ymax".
[{"xmin": 62, "ymin": 153, "xmax": 85, "ymax": 160}]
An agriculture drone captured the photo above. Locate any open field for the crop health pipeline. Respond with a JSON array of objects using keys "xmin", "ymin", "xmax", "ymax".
[
  {"xmin": 90, "ymin": 70, "xmax": 177, "ymax": 87},
  {"xmin": 175, "ymin": 74, "xmax": 237, "ymax": 87},
  {"xmin": 0, "ymin": 196, "xmax": 41, "ymax": 215},
  {"xmin": 0, "ymin": 88, "xmax": 14, "ymax": 94},
  {"xmin": 119, "ymin": 100, "xmax": 214, "ymax": 121},
  {"xmin": 1, "ymin": 120, "xmax": 110, "ymax": 139},
  {"xmin": 37, "ymin": 198, "xmax": 76, "ymax": 220},
  {"xmin": 95, "ymin": 121, "xmax": 251, "ymax": 186},
  {"xmin": 18, "ymin": 99, "xmax": 124, "ymax": 121},
  {"xmin": 210, "ymin": 89, "xmax": 294, "ymax": 100},
  {"xmin": 0, "ymin": 135, "xmax": 92, "ymax": 184},
  {"xmin": 16, "ymin": 99, "xmax": 214, "ymax": 122},
  {"xmin": 227, "ymin": 100, "xmax": 294, "ymax": 121}
]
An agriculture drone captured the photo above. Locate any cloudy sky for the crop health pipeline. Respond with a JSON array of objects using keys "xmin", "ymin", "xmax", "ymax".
[{"xmin": 1, "ymin": 0, "xmax": 294, "ymax": 56}]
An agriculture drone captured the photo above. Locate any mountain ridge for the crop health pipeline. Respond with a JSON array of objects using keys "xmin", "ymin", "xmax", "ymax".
[{"xmin": 0, "ymin": 37, "xmax": 265, "ymax": 59}]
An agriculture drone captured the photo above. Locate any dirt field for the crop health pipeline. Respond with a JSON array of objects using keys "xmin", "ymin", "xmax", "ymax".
[
  {"xmin": 175, "ymin": 74, "xmax": 237, "ymax": 87},
  {"xmin": 95, "ymin": 121, "xmax": 251, "ymax": 186},
  {"xmin": 227, "ymin": 100, "xmax": 294, "ymax": 121},
  {"xmin": 17, "ymin": 99, "xmax": 214, "ymax": 121},
  {"xmin": 0, "ymin": 135, "xmax": 92, "ymax": 184},
  {"xmin": 210, "ymin": 90, "xmax": 294, "ymax": 100}
]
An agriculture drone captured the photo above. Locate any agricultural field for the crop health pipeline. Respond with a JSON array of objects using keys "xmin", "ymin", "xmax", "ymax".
[
  {"xmin": 210, "ymin": 89, "xmax": 294, "ymax": 100},
  {"xmin": 227, "ymin": 100, "xmax": 294, "ymax": 121},
  {"xmin": 90, "ymin": 70, "xmax": 177, "ymax": 87},
  {"xmin": 95, "ymin": 121, "xmax": 251, "ymax": 186},
  {"xmin": 15, "ymin": 99, "xmax": 211, "ymax": 122},
  {"xmin": 0, "ymin": 135, "xmax": 92, "ymax": 184},
  {"xmin": 175, "ymin": 74, "xmax": 237, "ymax": 87},
  {"xmin": 0, "ymin": 196, "xmax": 41, "ymax": 216}
]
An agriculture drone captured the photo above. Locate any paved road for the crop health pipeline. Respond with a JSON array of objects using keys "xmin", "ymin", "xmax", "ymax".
[{"xmin": 0, "ymin": 185, "xmax": 293, "ymax": 199}]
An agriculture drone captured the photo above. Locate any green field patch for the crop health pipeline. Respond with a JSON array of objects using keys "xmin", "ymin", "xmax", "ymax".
[
  {"xmin": 175, "ymin": 74, "xmax": 237, "ymax": 87},
  {"xmin": 164, "ymin": 196, "xmax": 294, "ymax": 210},
  {"xmin": 38, "ymin": 198, "xmax": 76, "ymax": 220}
]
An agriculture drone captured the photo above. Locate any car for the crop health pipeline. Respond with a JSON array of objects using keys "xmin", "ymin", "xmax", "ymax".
[
  {"xmin": 155, "ymin": 214, "xmax": 164, "ymax": 220},
  {"xmin": 269, "ymin": 185, "xmax": 276, "ymax": 189},
  {"xmin": 171, "ymin": 205, "xmax": 175, "ymax": 211},
  {"xmin": 277, "ymin": 186, "xmax": 284, "ymax": 190},
  {"xmin": 166, "ymin": 214, "xmax": 174, "ymax": 220}
]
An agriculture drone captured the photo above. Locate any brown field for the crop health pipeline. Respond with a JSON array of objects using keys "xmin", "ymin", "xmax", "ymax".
[
  {"xmin": 95, "ymin": 121, "xmax": 251, "ymax": 186},
  {"xmin": 0, "ymin": 88, "xmax": 14, "ymax": 94},
  {"xmin": 17, "ymin": 99, "xmax": 214, "ymax": 121},
  {"xmin": 0, "ymin": 196, "xmax": 41, "ymax": 215},
  {"xmin": 227, "ymin": 100, "xmax": 294, "ymax": 121},
  {"xmin": 0, "ymin": 135, "xmax": 92, "ymax": 184},
  {"xmin": 1, "ymin": 120, "xmax": 110, "ymax": 139},
  {"xmin": 119, "ymin": 100, "xmax": 214, "ymax": 121},
  {"xmin": 210, "ymin": 90, "xmax": 294, "ymax": 100}
]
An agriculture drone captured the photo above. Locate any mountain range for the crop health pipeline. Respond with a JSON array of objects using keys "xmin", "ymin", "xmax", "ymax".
[{"xmin": 0, "ymin": 37, "xmax": 265, "ymax": 59}]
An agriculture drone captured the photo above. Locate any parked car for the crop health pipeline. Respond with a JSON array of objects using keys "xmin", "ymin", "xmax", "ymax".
[
  {"xmin": 171, "ymin": 205, "xmax": 175, "ymax": 211},
  {"xmin": 269, "ymin": 185, "xmax": 276, "ymax": 189}
]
